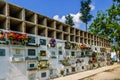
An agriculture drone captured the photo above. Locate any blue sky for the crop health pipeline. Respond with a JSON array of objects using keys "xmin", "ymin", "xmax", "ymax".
[{"xmin": 5, "ymin": 0, "xmax": 113, "ymax": 30}]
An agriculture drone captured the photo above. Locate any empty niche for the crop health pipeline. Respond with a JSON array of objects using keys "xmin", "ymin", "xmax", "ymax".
[
  {"xmin": 63, "ymin": 25, "xmax": 68, "ymax": 32},
  {"xmin": 56, "ymin": 22, "xmax": 62, "ymax": 30},
  {"xmin": 9, "ymin": 4, "xmax": 22, "ymax": 19},
  {"xmin": 80, "ymin": 38, "xmax": 83, "ymax": 43},
  {"xmin": 38, "ymin": 15, "xmax": 46, "ymax": 25},
  {"xmin": 80, "ymin": 31, "xmax": 83, "ymax": 36},
  {"xmin": 84, "ymin": 39, "xmax": 87, "ymax": 44},
  {"xmin": 26, "ymin": 23, "xmax": 35, "ymax": 34},
  {"xmin": 64, "ymin": 34, "xmax": 69, "ymax": 41},
  {"xmin": 0, "ymin": 1, "xmax": 6, "ymax": 15},
  {"xmin": 38, "ymin": 26, "xmax": 46, "ymax": 37},
  {"xmin": 70, "ymin": 27, "xmax": 74, "ymax": 34},
  {"xmin": 88, "ymin": 34, "xmax": 91, "ymax": 38},
  {"xmin": 84, "ymin": 32, "xmax": 87, "ymax": 38},
  {"xmin": 88, "ymin": 40, "xmax": 90, "ymax": 44},
  {"xmin": 76, "ymin": 29, "xmax": 79, "ymax": 35},
  {"xmin": 25, "ymin": 10, "xmax": 35, "ymax": 23},
  {"xmin": 10, "ymin": 19, "xmax": 22, "ymax": 32},
  {"xmin": 48, "ymin": 29, "xmax": 54, "ymax": 38},
  {"xmin": 91, "ymin": 35, "xmax": 93, "ymax": 39},
  {"xmin": 56, "ymin": 31, "xmax": 62, "ymax": 39},
  {"xmin": 47, "ymin": 19, "xmax": 54, "ymax": 28},
  {"xmin": 91, "ymin": 40, "xmax": 93, "ymax": 45},
  {"xmin": 70, "ymin": 35, "xmax": 74, "ymax": 41},
  {"xmin": 94, "ymin": 41, "xmax": 96, "ymax": 46},
  {"xmin": 0, "ymin": 16, "xmax": 6, "ymax": 29},
  {"xmin": 76, "ymin": 37, "xmax": 79, "ymax": 42}
]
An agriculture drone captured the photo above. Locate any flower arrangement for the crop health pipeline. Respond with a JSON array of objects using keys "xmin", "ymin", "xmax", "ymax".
[
  {"xmin": 7, "ymin": 32, "xmax": 17, "ymax": 41},
  {"xmin": 18, "ymin": 34, "xmax": 28, "ymax": 43},
  {"xmin": 65, "ymin": 41, "xmax": 71, "ymax": 49},
  {"xmin": 49, "ymin": 38, "xmax": 56, "ymax": 47},
  {"xmin": 40, "ymin": 51, "xmax": 46, "ymax": 56},
  {"xmin": 77, "ymin": 43, "xmax": 81, "ymax": 49},
  {"xmin": 37, "ymin": 61, "xmax": 49, "ymax": 69},
  {"xmin": 38, "ymin": 62, "xmax": 42, "ymax": 68},
  {"xmin": 7, "ymin": 32, "xmax": 28, "ymax": 44},
  {"xmin": 71, "ymin": 43, "xmax": 77, "ymax": 49},
  {"xmin": 60, "ymin": 70, "xmax": 64, "ymax": 76},
  {"xmin": 92, "ymin": 58, "xmax": 97, "ymax": 63},
  {"xmin": 46, "ymin": 61, "xmax": 50, "ymax": 66},
  {"xmin": 0, "ymin": 30, "xmax": 5, "ymax": 41},
  {"xmin": 80, "ymin": 43, "xmax": 86, "ymax": 49}
]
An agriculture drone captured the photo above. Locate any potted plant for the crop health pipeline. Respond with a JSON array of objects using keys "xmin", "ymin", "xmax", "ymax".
[
  {"xmin": 49, "ymin": 38, "xmax": 56, "ymax": 47},
  {"xmin": 7, "ymin": 32, "xmax": 28, "ymax": 45},
  {"xmin": 38, "ymin": 62, "xmax": 43, "ymax": 69},
  {"xmin": 0, "ymin": 30, "xmax": 5, "ymax": 41},
  {"xmin": 7, "ymin": 32, "xmax": 16, "ymax": 44},
  {"xmin": 17, "ymin": 33, "xmax": 28, "ymax": 45},
  {"xmin": 80, "ymin": 43, "xmax": 86, "ymax": 49},
  {"xmin": 60, "ymin": 70, "xmax": 64, "ymax": 76},
  {"xmin": 46, "ymin": 61, "xmax": 50, "ymax": 66},
  {"xmin": 65, "ymin": 41, "xmax": 71, "ymax": 49}
]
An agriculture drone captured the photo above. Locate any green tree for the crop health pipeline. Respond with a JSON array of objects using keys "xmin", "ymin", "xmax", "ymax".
[
  {"xmin": 80, "ymin": 0, "xmax": 93, "ymax": 32},
  {"xmin": 89, "ymin": 0, "xmax": 120, "ymax": 54},
  {"xmin": 65, "ymin": 14, "xmax": 74, "ymax": 26}
]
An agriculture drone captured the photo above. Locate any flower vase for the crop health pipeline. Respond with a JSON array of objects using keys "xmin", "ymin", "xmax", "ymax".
[
  {"xmin": 11, "ymin": 41, "xmax": 14, "ymax": 44},
  {"xmin": 20, "ymin": 41, "xmax": 25, "ymax": 45}
]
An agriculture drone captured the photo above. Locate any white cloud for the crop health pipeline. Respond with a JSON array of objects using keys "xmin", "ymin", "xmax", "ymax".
[
  {"xmin": 53, "ymin": 12, "xmax": 82, "ymax": 29},
  {"xmin": 53, "ymin": 15, "xmax": 65, "ymax": 23},
  {"xmin": 89, "ymin": 4, "xmax": 95, "ymax": 11},
  {"xmin": 70, "ymin": 13, "xmax": 82, "ymax": 28}
]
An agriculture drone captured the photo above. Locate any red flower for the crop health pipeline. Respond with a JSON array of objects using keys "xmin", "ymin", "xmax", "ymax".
[
  {"xmin": 0, "ymin": 34, "xmax": 4, "ymax": 39},
  {"xmin": 80, "ymin": 43, "xmax": 86, "ymax": 49},
  {"xmin": 7, "ymin": 32, "xmax": 10, "ymax": 38},
  {"xmin": 17, "ymin": 34, "xmax": 22, "ymax": 41},
  {"xmin": 92, "ymin": 58, "xmax": 97, "ymax": 63},
  {"xmin": 7, "ymin": 32, "xmax": 17, "ymax": 40},
  {"xmin": 7, "ymin": 32, "xmax": 28, "ymax": 43},
  {"xmin": 12, "ymin": 32, "xmax": 17, "ymax": 39}
]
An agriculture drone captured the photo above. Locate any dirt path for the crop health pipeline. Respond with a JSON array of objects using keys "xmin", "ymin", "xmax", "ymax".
[{"xmin": 82, "ymin": 66, "xmax": 120, "ymax": 80}]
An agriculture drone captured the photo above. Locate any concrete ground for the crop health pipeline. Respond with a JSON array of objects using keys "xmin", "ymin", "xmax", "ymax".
[
  {"xmin": 82, "ymin": 64, "xmax": 120, "ymax": 80},
  {"xmin": 53, "ymin": 64, "xmax": 120, "ymax": 80}
]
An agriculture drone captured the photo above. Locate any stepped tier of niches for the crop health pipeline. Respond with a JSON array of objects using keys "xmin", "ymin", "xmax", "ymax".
[{"xmin": 0, "ymin": 29, "xmax": 102, "ymax": 49}]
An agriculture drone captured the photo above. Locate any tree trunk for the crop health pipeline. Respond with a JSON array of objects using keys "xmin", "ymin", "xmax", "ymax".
[{"xmin": 85, "ymin": 22, "xmax": 88, "ymax": 32}]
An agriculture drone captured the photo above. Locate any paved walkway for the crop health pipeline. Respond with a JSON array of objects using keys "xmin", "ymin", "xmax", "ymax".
[{"xmin": 53, "ymin": 64, "xmax": 120, "ymax": 80}]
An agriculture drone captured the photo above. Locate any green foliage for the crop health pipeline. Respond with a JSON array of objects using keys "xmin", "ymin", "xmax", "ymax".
[
  {"xmin": 65, "ymin": 14, "xmax": 74, "ymax": 26},
  {"xmin": 89, "ymin": 1, "xmax": 120, "ymax": 44},
  {"xmin": 113, "ymin": 0, "xmax": 120, "ymax": 2},
  {"xmin": 80, "ymin": 0, "xmax": 93, "ymax": 31}
]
